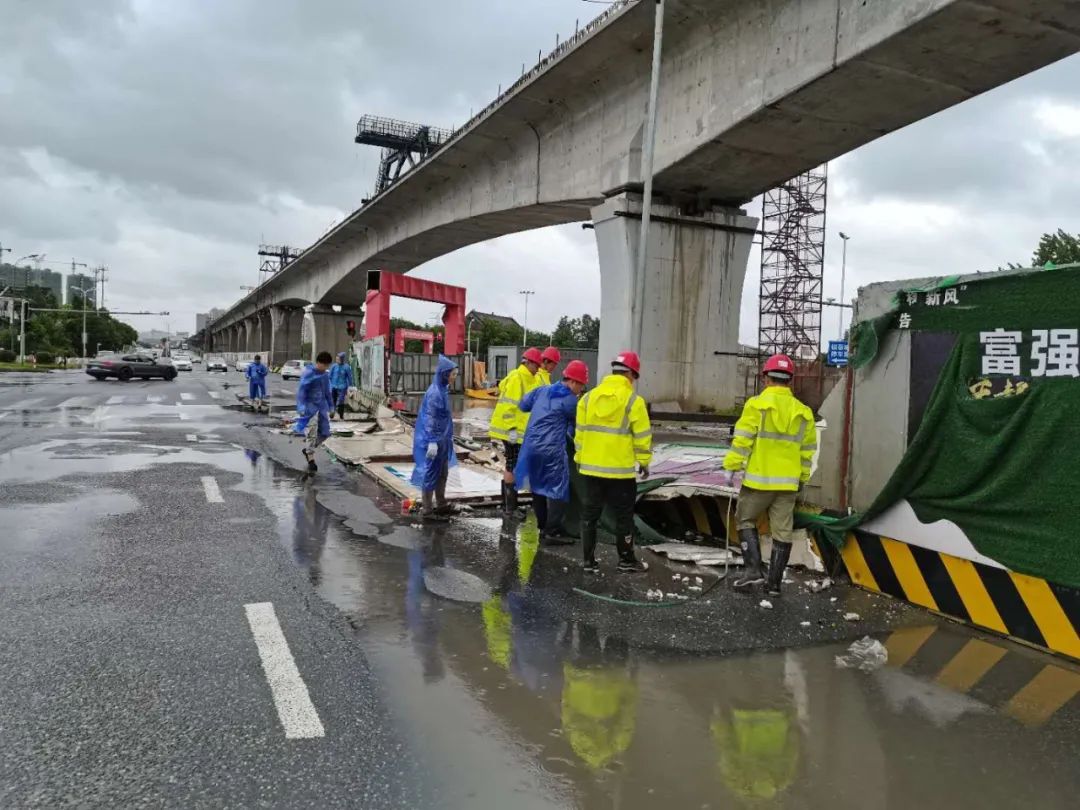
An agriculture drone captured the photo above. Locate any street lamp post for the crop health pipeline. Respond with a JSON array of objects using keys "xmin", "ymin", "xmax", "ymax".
[
  {"xmin": 633, "ymin": 0, "xmax": 666, "ymax": 352},
  {"xmin": 519, "ymin": 290, "xmax": 535, "ymax": 346},
  {"xmin": 838, "ymin": 232, "xmax": 851, "ymax": 339},
  {"xmin": 71, "ymin": 284, "xmax": 95, "ymax": 364}
]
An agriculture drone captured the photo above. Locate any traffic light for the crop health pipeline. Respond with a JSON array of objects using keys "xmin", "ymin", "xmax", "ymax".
[{"xmin": 346, "ymin": 319, "xmax": 356, "ymax": 338}]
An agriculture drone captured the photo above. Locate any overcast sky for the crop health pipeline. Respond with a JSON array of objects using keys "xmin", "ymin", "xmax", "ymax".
[{"xmin": 3, "ymin": 0, "xmax": 1079, "ymax": 344}]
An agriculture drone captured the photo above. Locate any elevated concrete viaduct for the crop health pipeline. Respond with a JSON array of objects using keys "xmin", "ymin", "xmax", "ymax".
[{"xmin": 208, "ymin": 0, "xmax": 1080, "ymax": 408}]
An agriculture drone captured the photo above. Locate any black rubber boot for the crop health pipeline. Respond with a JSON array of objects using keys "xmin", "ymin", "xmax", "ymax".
[
  {"xmin": 765, "ymin": 541, "xmax": 793, "ymax": 597},
  {"xmin": 581, "ymin": 520, "xmax": 599, "ymax": 572},
  {"xmin": 501, "ymin": 482, "xmax": 519, "ymax": 517},
  {"xmin": 733, "ymin": 528, "xmax": 765, "ymax": 591}
]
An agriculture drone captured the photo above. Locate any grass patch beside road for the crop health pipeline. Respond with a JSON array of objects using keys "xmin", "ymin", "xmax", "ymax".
[{"xmin": 0, "ymin": 363, "xmax": 62, "ymax": 373}]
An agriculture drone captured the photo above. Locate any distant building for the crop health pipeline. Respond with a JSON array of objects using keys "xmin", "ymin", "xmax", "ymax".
[
  {"xmin": 0, "ymin": 264, "xmax": 63, "ymax": 302},
  {"xmin": 196, "ymin": 313, "xmax": 209, "ymax": 333},
  {"xmin": 465, "ymin": 310, "xmax": 522, "ymax": 333},
  {"xmin": 66, "ymin": 273, "xmax": 97, "ymax": 307}
]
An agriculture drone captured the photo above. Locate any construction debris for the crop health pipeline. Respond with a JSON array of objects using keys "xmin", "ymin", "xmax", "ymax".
[{"xmin": 835, "ymin": 636, "xmax": 889, "ymax": 672}]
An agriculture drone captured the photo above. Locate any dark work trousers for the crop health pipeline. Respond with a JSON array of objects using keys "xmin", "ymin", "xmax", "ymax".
[
  {"xmin": 421, "ymin": 459, "xmax": 449, "ymax": 513},
  {"xmin": 532, "ymin": 496, "xmax": 568, "ymax": 535},
  {"xmin": 502, "ymin": 440, "xmax": 522, "ymax": 510},
  {"xmin": 580, "ymin": 476, "xmax": 637, "ymax": 563},
  {"xmin": 332, "ymin": 388, "xmax": 347, "ymax": 419}
]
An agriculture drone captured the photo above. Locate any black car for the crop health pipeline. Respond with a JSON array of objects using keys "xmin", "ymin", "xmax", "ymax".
[{"xmin": 87, "ymin": 353, "xmax": 178, "ymax": 381}]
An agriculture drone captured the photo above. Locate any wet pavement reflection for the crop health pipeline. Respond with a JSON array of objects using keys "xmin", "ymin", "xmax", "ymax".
[{"xmin": 262, "ymin": 454, "xmax": 1080, "ymax": 809}]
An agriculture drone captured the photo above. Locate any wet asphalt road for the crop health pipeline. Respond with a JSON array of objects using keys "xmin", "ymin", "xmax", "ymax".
[{"xmin": 2, "ymin": 368, "xmax": 1080, "ymax": 809}]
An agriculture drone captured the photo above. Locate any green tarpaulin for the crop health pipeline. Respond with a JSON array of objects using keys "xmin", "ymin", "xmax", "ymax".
[{"xmin": 802, "ymin": 264, "xmax": 1080, "ymax": 589}]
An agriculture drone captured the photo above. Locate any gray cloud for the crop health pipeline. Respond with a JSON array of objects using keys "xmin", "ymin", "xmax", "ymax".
[{"xmin": 2, "ymin": 0, "xmax": 1079, "ymax": 341}]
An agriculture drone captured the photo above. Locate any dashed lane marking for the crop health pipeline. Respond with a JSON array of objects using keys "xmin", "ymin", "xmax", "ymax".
[
  {"xmin": 208, "ymin": 391, "xmax": 220, "ymax": 400},
  {"xmin": 244, "ymin": 602, "xmax": 325, "ymax": 739},
  {"xmin": 180, "ymin": 392, "xmax": 195, "ymax": 401},
  {"xmin": 200, "ymin": 476, "xmax": 224, "ymax": 503},
  {"xmin": 147, "ymin": 395, "xmax": 164, "ymax": 403},
  {"xmin": 106, "ymin": 395, "xmax": 125, "ymax": 405}
]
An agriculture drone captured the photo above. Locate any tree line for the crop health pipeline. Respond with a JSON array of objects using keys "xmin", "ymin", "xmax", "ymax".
[{"xmin": 0, "ymin": 283, "xmax": 138, "ymax": 360}]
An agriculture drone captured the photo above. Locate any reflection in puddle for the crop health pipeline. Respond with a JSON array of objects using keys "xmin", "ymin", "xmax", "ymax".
[{"xmin": 265, "ymin": 477, "xmax": 1080, "ymax": 809}]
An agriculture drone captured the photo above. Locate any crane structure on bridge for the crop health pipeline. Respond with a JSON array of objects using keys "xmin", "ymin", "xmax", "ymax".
[
  {"xmin": 354, "ymin": 115, "xmax": 454, "ymax": 196},
  {"xmin": 257, "ymin": 244, "xmax": 302, "ymax": 282}
]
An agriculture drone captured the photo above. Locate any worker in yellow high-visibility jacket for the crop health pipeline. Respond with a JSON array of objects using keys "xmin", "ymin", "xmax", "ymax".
[
  {"xmin": 574, "ymin": 351, "xmax": 651, "ymax": 574},
  {"xmin": 489, "ymin": 347, "xmax": 543, "ymax": 515},
  {"xmin": 537, "ymin": 346, "xmax": 561, "ymax": 385},
  {"xmin": 723, "ymin": 354, "xmax": 817, "ymax": 596}
]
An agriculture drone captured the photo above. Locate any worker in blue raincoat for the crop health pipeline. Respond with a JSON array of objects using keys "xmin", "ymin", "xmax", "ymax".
[
  {"xmin": 328, "ymin": 351, "xmax": 354, "ymax": 421},
  {"xmin": 292, "ymin": 351, "xmax": 334, "ymax": 472},
  {"xmin": 514, "ymin": 360, "xmax": 589, "ymax": 545},
  {"xmin": 245, "ymin": 354, "xmax": 269, "ymax": 408},
  {"xmin": 411, "ymin": 355, "xmax": 459, "ymax": 520}
]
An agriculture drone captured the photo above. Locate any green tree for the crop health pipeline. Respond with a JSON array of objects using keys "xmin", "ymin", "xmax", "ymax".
[
  {"xmin": 550, "ymin": 314, "xmax": 600, "ymax": 349},
  {"xmin": 1032, "ymin": 229, "xmax": 1080, "ymax": 267}
]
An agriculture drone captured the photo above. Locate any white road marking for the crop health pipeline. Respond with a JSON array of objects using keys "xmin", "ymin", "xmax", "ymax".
[
  {"xmin": 208, "ymin": 391, "xmax": 220, "ymax": 400},
  {"xmin": 200, "ymin": 476, "xmax": 224, "ymax": 503},
  {"xmin": 0, "ymin": 412, "xmax": 7, "ymax": 421},
  {"xmin": 106, "ymin": 395, "xmax": 125, "ymax": 405},
  {"xmin": 244, "ymin": 602, "xmax": 325, "ymax": 740},
  {"xmin": 178, "ymin": 411, "xmax": 191, "ymax": 421},
  {"xmin": 180, "ymin": 392, "xmax": 195, "ymax": 401},
  {"xmin": 11, "ymin": 397, "xmax": 43, "ymax": 410},
  {"xmin": 147, "ymin": 395, "xmax": 164, "ymax": 403},
  {"xmin": 186, "ymin": 434, "xmax": 199, "ymax": 442}
]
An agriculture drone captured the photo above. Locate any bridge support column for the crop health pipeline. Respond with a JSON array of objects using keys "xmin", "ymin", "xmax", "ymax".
[
  {"xmin": 255, "ymin": 311, "xmax": 273, "ymax": 360},
  {"xmin": 592, "ymin": 193, "xmax": 757, "ymax": 412},
  {"xmin": 310, "ymin": 306, "xmax": 361, "ymax": 361},
  {"xmin": 269, "ymin": 306, "xmax": 303, "ymax": 368}
]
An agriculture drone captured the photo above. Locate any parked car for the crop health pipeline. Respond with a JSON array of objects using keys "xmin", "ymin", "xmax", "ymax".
[
  {"xmin": 207, "ymin": 357, "xmax": 228, "ymax": 372},
  {"xmin": 280, "ymin": 359, "xmax": 305, "ymax": 380},
  {"xmin": 172, "ymin": 354, "xmax": 193, "ymax": 371},
  {"xmin": 235, "ymin": 358, "xmax": 253, "ymax": 373},
  {"xmin": 87, "ymin": 354, "xmax": 177, "ymax": 381}
]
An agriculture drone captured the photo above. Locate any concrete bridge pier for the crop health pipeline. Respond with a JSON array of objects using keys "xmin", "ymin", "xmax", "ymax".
[
  {"xmin": 255, "ymin": 311, "xmax": 272, "ymax": 360},
  {"xmin": 269, "ymin": 306, "xmax": 304, "ymax": 367},
  {"xmin": 592, "ymin": 193, "xmax": 757, "ymax": 413},
  {"xmin": 310, "ymin": 306, "xmax": 361, "ymax": 361}
]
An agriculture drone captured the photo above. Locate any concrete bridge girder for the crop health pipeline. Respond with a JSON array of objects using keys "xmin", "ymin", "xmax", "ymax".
[{"xmin": 208, "ymin": 0, "xmax": 1080, "ymax": 393}]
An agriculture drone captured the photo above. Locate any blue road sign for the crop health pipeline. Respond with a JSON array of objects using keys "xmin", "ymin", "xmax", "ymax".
[{"xmin": 828, "ymin": 340, "xmax": 848, "ymax": 367}]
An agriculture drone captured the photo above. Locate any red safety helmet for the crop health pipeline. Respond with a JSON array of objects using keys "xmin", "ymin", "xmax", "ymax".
[
  {"xmin": 762, "ymin": 354, "xmax": 795, "ymax": 379},
  {"xmin": 612, "ymin": 350, "xmax": 641, "ymax": 377},
  {"xmin": 541, "ymin": 346, "xmax": 561, "ymax": 364},
  {"xmin": 522, "ymin": 347, "xmax": 544, "ymax": 365},
  {"xmin": 563, "ymin": 360, "xmax": 589, "ymax": 385}
]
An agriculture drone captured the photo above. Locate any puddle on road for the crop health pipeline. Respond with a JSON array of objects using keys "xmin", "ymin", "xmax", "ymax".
[
  {"xmin": 253, "ymin": 460, "xmax": 1080, "ymax": 809},
  {"xmin": 0, "ymin": 488, "xmax": 139, "ymax": 550},
  {"xmin": 5, "ymin": 400, "xmax": 1077, "ymax": 808}
]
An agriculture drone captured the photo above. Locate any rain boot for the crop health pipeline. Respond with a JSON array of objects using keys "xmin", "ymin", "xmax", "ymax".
[
  {"xmin": 581, "ymin": 520, "xmax": 600, "ymax": 573},
  {"xmin": 765, "ymin": 541, "xmax": 792, "ymax": 597},
  {"xmin": 733, "ymin": 528, "xmax": 765, "ymax": 591}
]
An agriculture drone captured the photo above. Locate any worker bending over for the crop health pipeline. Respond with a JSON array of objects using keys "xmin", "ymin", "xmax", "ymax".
[
  {"xmin": 489, "ymin": 347, "xmax": 544, "ymax": 515},
  {"xmin": 723, "ymin": 354, "xmax": 817, "ymax": 596},
  {"xmin": 514, "ymin": 360, "xmax": 590, "ymax": 545},
  {"xmin": 575, "ymin": 351, "xmax": 651, "ymax": 574}
]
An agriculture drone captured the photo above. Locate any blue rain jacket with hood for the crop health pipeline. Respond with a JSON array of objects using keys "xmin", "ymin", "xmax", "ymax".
[
  {"xmin": 514, "ymin": 381, "xmax": 578, "ymax": 502},
  {"xmin": 246, "ymin": 361, "xmax": 268, "ymax": 399},
  {"xmin": 411, "ymin": 355, "xmax": 458, "ymax": 491},
  {"xmin": 329, "ymin": 357, "xmax": 354, "ymax": 390},
  {"xmin": 296, "ymin": 364, "xmax": 332, "ymax": 417}
]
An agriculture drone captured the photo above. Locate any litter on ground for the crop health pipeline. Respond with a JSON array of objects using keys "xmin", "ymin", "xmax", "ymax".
[
  {"xmin": 835, "ymin": 636, "xmax": 889, "ymax": 672},
  {"xmin": 760, "ymin": 599, "xmax": 773, "ymax": 609}
]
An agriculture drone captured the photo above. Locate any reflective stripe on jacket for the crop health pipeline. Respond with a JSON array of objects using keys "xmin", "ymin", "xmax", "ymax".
[
  {"xmin": 488, "ymin": 364, "xmax": 540, "ymax": 443},
  {"xmin": 574, "ymin": 374, "xmax": 651, "ymax": 479},
  {"xmin": 723, "ymin": 386, "xmax": 816, "ymax": 491}
]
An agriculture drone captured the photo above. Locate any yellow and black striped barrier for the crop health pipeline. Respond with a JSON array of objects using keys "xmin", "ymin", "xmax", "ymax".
[
  {"xmin": 842, "ymin": 529, "xmax": 1080, "ymax": 662},
  {"xmin": 882, "ymin": 624, "xmax": 1080, "ymax": 727}
]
